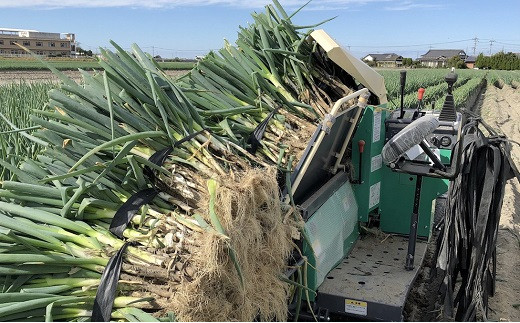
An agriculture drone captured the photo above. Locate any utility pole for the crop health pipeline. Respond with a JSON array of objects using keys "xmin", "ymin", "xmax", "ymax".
[
  {"xmin": 152, "ymin": 46, "xmax": 155, "ymax": 57},
  {"xmin": 472, "ymin": 37, "xmax": 478, "ymax": 55},
  {"xmin": 489, "ymin": 40, "xmax": 495, "ymax": 55}
]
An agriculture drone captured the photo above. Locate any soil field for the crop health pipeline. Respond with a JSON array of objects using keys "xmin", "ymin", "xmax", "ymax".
[{"xmin": 0, "ymin": 69, "xmax": 189, "ymax": 85}]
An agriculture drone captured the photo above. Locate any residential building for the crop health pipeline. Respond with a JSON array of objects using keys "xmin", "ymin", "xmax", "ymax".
[
  {"xmin": 362, "ymin": 53, "xmax": 403, "ymax": 68},
  {"xmin": 0, "ymin": 28, "xmax": 76, "ymax": 57},
  {"xmin": 465, "ymin": 55, "xmax": 477, "ymax": 69},
  {"xmin": 419, "ymin": 49, "xmax": 467, "ymax": 68}
]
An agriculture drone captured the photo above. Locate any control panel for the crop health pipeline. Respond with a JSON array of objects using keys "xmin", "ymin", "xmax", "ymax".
[{"xmin": 385, "ymin": 109, "xmax": 462, "ymax": 151}]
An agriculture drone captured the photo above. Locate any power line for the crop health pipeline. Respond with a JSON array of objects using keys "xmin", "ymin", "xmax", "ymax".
[
  {"xmin": 347, "ymin": 38, "xmax": 475, "ymax": 49},
  {"xmin": 493, "ymin": 40, "xmax": 520, "ymax": 47}
]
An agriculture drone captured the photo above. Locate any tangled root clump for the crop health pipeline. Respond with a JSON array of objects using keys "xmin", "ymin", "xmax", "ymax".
[{"xmin": 169, "ymin": 166, "xmax": 294, "ymax": 321}]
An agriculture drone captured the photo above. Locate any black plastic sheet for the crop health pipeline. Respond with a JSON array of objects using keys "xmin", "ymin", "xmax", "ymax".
[
  {"xmin": 91, "ymin": 242, "xmax": 129, "ymax": 322},
  {"xmin": 143, "ymin": 146, "xmax": 173, "ymax": 182},
  {"xmin": 109, "ymin": 188, "xmax": 158, "ymax": 238},
  {"xmin": 433, "ymin": 117, "xmax": 518, "ymax": 321},
  {"xmin": 144, "ymin": 128, "xmax": 208, "ymax": 182},
  {"xmin": 247, "ymin": 108, "xmax": 278, "ymax": 154}
]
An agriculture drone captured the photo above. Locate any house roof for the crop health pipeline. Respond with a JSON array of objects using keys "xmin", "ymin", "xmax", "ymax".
[
  {"xmin": 364, "ymin": 53, "xmax": 403, "ymax": 61},
  {"xmin": 0, "ymin": 28, "xmax": 39, "ymax": 33},
  {"xmin": 465, "ymin": 55, "xmax": 477, "ymax": 63},
  {"xmin": 420, "ymin": 49, "xmax": 466, "ymax": 61}
]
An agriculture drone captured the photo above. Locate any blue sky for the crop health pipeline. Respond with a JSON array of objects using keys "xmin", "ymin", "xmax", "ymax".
[{"xmin": 1, "ymin": 0, "xmax": 519, "ymax": 59}]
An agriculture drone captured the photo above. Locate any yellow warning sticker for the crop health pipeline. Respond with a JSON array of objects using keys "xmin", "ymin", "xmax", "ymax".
[{"xmin": 345, "ymin": 299, "xmax": 367, "ymax": 316}]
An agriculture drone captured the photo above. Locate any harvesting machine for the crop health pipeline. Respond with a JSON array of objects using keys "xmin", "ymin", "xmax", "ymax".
[{"xmin": 284, "ymin": 30, "xmax": 516, "ymax": 321}]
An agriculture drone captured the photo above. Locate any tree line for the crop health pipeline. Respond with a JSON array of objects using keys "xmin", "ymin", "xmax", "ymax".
[
  {"xmin": 475, "ymin": 52, "xmax": 520, "ymax": 70},
  {"xmin": 76, "ymin": 47, "xmax": 94, "ymax": 57}
]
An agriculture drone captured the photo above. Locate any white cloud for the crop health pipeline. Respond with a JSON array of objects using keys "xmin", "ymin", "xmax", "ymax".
[
  {"xmin": 0, "ymin": 0, "xmax": 392, "ymax": 9},
  {"xmin": 384, "ymin": 1, "xmax": 444, "ymax": 11}
]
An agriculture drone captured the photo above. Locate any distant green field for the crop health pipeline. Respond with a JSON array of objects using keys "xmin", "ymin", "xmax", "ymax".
[
  {"xmin": 0, "ymin": 59, "xmax": 99, "ymax": 70},
  {"xmin": 158, "ymin": 61, "xmax": 195, "ymax": 70},
  {"xmin": 0, "ymin": 59, "xmax": 194, "ymax": 71}
]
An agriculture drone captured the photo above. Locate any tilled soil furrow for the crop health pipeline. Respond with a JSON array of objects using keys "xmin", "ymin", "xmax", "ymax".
[{"xmin": 482, "ymin": 84, "xmax": 520, "ymax": 322}]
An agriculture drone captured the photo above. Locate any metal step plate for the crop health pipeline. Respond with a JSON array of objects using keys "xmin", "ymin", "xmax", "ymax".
[{"xmin": 316, "ymin": 235, "xmax": 428, "ymax": 321}]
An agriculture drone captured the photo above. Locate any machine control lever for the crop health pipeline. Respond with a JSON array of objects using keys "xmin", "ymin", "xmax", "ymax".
[
  {"xmin": 439, "ymin": 69, "xmax": 458, "ymax": 122},
  {"xmin": 419, "ymin": 140, "xmax": 445, "ymax": 171},
  {"xmin": 354, "ymin": 140, "xmax": 366, "ymax": 184},
  {"xmin": 405, "ymin": 175, "xmax": 422, "ymax": 271},
  {"xmin": 399, "ymin": 70, "xmax": 407, "ymax": 119},
  {"xmin": 417, "ymin": 87, "xmax": 425, "ymax": 101},
  {"xmin": 413, "ymin": 88, "xmax": 425, "ymax": 120},
  {"xmin": 358, "ymin": 140, "xmax": 365, "ymax": 154}
]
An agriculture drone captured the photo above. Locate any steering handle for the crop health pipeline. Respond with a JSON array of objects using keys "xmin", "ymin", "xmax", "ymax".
[{"xmin": 382, "ymin": 115, "xmax": 440, "ymax": 166}]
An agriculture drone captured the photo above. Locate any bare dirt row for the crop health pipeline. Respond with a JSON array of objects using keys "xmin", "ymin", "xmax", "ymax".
[{"xmin": 481, "ymin": 84, "xmax": 520, "ymax": 322}]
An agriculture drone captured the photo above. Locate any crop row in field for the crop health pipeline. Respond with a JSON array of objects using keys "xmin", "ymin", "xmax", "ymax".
[
  {"xmin": 0, "ymin": 82, "xmax": 54, "ymax": 163},
  {"xmin": 486, "ymin": 70, "xmax": 520, "ymax": 88},
  {"xmin": 381, "ymin": 69, "xmax": 520, "ymax": 110},
  {"xmin": 0, "ymin": 59, "xmax": 195, "ymax": 71},
  {"xmin": 158, "ymin": 61, "xmax": 196, "ymax": 70},
  {"xmin": 0, "ymin": 59, "xmax": 100, "ymax": 71},
  {"xmin": 378, "ymin": 69, "xmax": 450, "ymax": 100}
]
